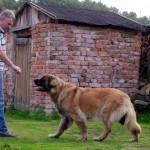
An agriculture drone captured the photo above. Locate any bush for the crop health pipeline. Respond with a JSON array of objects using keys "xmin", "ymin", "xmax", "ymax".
[
  {"xmin": 0, "ymin": 143, "xmax": 19, "ymax": 150},
  {"xmin": 5, "ymin": 107, "xmax": 60, "ymax": 121}
]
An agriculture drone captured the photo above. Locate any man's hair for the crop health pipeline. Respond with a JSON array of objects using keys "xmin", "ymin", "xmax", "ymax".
[{"xmin": 0, "ymin": 9, "xmax": 15, "ymax": 21}]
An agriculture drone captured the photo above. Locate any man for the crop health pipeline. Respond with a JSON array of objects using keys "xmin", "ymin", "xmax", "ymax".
[{"xmin": 0, "ymin": 9, "xmax": 21, "ymax": 137}]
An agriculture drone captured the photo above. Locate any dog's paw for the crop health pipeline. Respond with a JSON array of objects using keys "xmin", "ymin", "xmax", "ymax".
[
  {"xmin": 48, "ymin": 134, "xmax": 59, "ymax": 138},
  {"xmin": 94, "ymin": 137, "xmax": 103, "ymax": 142},
  {"xmin": 129, "ymin": 139, "xmax": 138, "ymax": 142},
  {"xmin": 77, "ymin": 137, "xmax": 87, "ymax": 141}
]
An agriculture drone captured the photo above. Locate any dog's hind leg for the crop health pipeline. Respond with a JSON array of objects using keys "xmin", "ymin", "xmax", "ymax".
[
  {"xmin": 94, "ymin": 114, "xmax": 112, "ymax": 142},
  {"xmin": 48, "ymin": 116, "xmax": 73, "ymax": 138},
  {"xmin": 123, "ymin": 110, "xmax": 141, "ymax": 142},
  {"xmin": 94, "ymin": 124, "xmax": 112, "ymax": 141}
]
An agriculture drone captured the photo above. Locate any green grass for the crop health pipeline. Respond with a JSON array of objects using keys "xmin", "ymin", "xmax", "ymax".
[{"xmin": 0, "ymin": 110, "xmax": 150, "ymax": 150}]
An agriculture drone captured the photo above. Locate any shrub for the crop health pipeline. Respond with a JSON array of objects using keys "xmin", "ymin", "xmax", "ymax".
[{"xmin": 5, "ymin": 107, "xmax": 60, "ymax": 121}]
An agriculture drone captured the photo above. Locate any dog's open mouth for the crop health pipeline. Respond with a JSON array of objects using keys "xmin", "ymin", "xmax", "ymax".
[
  {"xmin": 37, "ymin": 87, "xmax": 47, "ymax": 92},
  {"xmin": 34, "ymin": 79, "xmax": 47, "ymax": 92},
  {"xmin": 34, "ymin": 86, "xmax": 47, "ymax": 92},
  {"xmin": 37, "ymin": 87, "xmax": 45, "ymax": 91}
]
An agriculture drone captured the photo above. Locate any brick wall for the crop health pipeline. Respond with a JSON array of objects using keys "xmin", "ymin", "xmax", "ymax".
[
  {"xmin": 4, "ymin": 32, "xmax": 16, "ymax": 108},
  {"xmin": 4, "ymin": 23, "xmax": 142, "ymax": 113}
]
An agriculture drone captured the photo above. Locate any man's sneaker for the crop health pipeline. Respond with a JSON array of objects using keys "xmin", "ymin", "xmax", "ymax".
[{"xmin": 0, "ymin": 132, "xmax": 16, "ymax": 137}]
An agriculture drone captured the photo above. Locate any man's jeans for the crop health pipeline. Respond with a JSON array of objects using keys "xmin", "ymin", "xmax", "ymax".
[{"xmin": 0, "ymin": 70, "xmax": 8, "ymax": 134}]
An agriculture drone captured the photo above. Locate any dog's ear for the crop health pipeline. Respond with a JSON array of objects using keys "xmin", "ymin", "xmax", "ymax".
[
  {"xmin": 50, "ymin": 79, "xmax": 58, "ymax": 86},
  {"xmin": 50, "ymin": 78, "xmax": 62, "ymax": 93}
]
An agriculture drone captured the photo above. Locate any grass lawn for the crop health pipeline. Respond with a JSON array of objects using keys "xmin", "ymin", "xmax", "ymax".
[{"xmin": 0, "ymin": 111, "xmax": 150, "ymax": 150}]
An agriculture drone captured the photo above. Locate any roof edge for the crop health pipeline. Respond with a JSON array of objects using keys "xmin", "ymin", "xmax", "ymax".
[
  {"xmin": 15, "ymin": 2, "xmax": 57, "ymax": 20},
  {"xmin": 112, "ymin": 12, "xmax": 146, "ymax": 32}
]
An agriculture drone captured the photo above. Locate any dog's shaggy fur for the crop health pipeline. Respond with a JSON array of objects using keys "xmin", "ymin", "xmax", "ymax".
[{"xmin": 34, "ymin": 74, "xmax": 141, "ymax": 142}]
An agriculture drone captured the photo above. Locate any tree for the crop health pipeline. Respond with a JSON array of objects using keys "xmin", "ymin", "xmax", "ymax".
[
  {"xmin": 0, "ymin": 0, "xmax": 17, "ymax": 10},
  {"xmin": 122, "ymin": 11, "xmax": 150, "ymax": 25},
  {"xmin": 109, "ymin": 7, "xmax": 119, "ymax": 13},
  {"xmin": 122, "ymin": 11, "xmax": 137, "ymax": 19},
  {"xmin": 137, "ymin": 16, "xmax": 150, "ymax": 25},
  {"xmin": 0, "ymin": 0, "xmax": 149, "ymax": 25}
]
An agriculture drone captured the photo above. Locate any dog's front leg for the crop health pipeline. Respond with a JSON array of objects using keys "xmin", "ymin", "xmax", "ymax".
[
  {"xmin": 48, "ymin": 116, "xmax": 73, "ymax": 138},
  {"xmin": 75, "ymin": 120, "xmax": 88, "ymax": 141}
]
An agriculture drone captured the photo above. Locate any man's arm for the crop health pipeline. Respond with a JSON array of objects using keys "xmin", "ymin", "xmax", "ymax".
[{"xmin": 0, "ymin": 46, "xmax": 21, "ymax": 74}]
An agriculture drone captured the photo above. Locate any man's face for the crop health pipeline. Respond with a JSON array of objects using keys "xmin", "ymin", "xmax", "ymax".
[{"xmin": 1, "ymin": 18, "xmax": 14, "ymax": 31}]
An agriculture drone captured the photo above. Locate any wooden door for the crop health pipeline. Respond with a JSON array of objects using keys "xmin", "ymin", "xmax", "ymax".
[{"xmin": 14, "ymin": 38, "xmax": 31, "ymax": 109}]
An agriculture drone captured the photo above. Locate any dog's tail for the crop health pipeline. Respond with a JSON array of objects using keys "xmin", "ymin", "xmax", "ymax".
[{"xmin": 122, "ymin": 102, "xmax": 141, "ymax": 141}]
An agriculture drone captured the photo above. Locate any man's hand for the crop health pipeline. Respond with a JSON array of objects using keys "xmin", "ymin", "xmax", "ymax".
[{"xmin": 12, "ymin": 65, "xmax": 21, "ymax": 74}]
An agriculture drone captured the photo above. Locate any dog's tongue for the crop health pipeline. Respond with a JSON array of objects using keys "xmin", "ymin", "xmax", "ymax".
[{"xmin": 37, "ymin": 87, "xmax": 44, "ymax": 91}]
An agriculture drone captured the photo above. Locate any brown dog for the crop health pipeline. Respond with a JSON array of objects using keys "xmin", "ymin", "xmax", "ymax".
[{"xmin": 34, "ymin": 74, "xmax": 141, "ymax": 142}]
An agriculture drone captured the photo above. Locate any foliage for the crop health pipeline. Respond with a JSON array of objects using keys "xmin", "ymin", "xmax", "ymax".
[
  {"xmin": 137, "ymin": 112, "xmax": 150, "ymax": 123},
  {"xmin": 5, "ymin": 107, "xmax": 60, "ymax": 121},
  {"xmin": 0, "ymin": 143, "xmax": 19, "ymax": 150},
  {"xmin": 0, "ymin": 0, "xmax": 149, "ymax": 25},
  {"xmin": 0, "ymin": 0, "xmax": 17, "ymax": 12},
  {"xmin": 122, "ymin": 11, "xmax": 150, "ymax": 25},
  {"xmin": 122, "ymin": 11, "xmax": 137, "ymax": 20},
  {"xmin": 137, "ymin": 16, "xmax": 150, "ymax": 25}
]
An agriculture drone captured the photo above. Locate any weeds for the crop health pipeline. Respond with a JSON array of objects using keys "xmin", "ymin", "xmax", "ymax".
[
  {"xmin": 0, "ymin": 143, "xmax": 19, "ymax": 150},
  {"xmin": 5, "ymin": 107, "xmax": 60, "ymax": 121}
]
